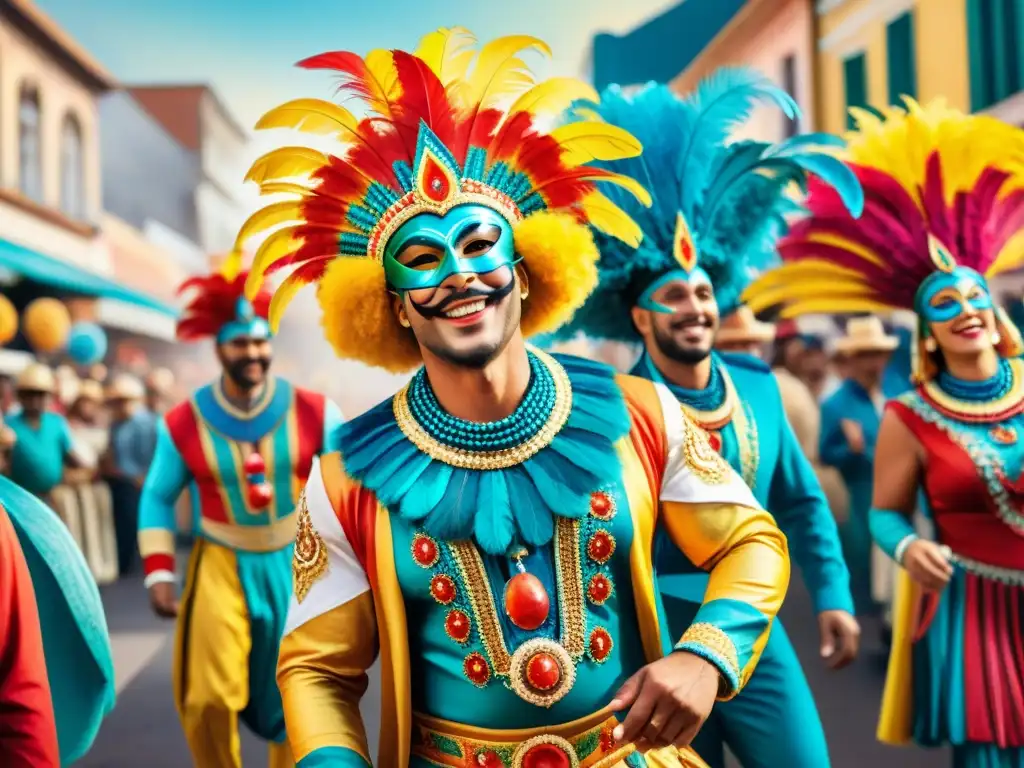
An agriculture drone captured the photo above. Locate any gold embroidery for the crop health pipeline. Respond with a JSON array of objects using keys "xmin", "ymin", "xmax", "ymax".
[
  {"xmin": 681, "ymin": 413, "xmax": 732, "ymax": 485},
  {"xmin": 393, "ymin": 348, "xmax": 572, "ymax": 470},
  {"xmin": 679, "ymin": 622, "xmax": 740, "ymax": 692},
  {"xmin": 555, "ymin": 517, "xmax": 587, "ymax": 658},
  {"xmin": 449, "ymin": 542, "xmax": 513, "ymax": 675},
  {"xmin": 292, "ymin": 493, "xmax": 328, "ymax": 603}
]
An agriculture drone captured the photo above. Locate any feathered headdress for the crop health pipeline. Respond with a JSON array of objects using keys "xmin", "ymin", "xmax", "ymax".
[
  {"xmin": 175, "ymin": 250, "xmax": 272, "ymax": 343},
  {"xmin": 743, "ymin": 98, "xmax": 1024, "ymax": 379},
  {"xmin": 555, "ymin": 70, "xmax": 864, "ymax": 343},
  {"xmin": 236, "ymin": 27, "xmax": 651, "ymax": 372}
]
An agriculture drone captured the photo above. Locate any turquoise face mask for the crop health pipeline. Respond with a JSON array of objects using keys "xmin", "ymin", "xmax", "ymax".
[
  {"xmin": 638, "ymin": 268, "xmax": 713, "ymax": 314},
  {"xmin": 383, "ymin": 204, "xmax": 518, "ymax": 293},
  {"xmin": 217, "ymin": 298, "xmax": 272, "ymax": 344},
  {"xmin": 914, "ymin": 267, "xmax": 992, "ymax": 325}
]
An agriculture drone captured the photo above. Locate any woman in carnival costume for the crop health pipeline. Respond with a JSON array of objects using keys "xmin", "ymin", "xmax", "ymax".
[
  {"xmin": 554, "ymin": 73, "xmax": 863, "ymax": 768},
  {"xmin": 744, "ymin": 99, "xmax": 1024, "ymax": 767},
  {"xmin": 239, "ymin": 28, "xmax": 790, "ymax": 768}
]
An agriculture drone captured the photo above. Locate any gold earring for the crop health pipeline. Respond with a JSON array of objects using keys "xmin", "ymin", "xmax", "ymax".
[
  {"xmin": 520, "ymin": 288, "xmax": 529, "ymax": 301},
  {"xmin": 924, "ymin": 337, "xmax": 937, "ymax": 352},
  {"xmin": 992, "ymin": 331, "xmax": 1002, "ymax": 345},
  {"xmin": 398, "ymin": 313, "xmax": 411, "ymax": 328}
]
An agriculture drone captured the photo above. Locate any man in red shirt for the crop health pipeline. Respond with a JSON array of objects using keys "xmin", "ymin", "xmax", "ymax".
[{"xmin": 0, "ymin": 503, "xmax": 59, "ymax": 767}]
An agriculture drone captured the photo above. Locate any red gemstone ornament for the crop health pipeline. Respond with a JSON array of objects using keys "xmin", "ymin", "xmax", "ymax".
[
  {"xmin": 521, "ymin": 743, "xmax": 572, "ymax": 768},
  {"xmin": 589, "ymin": 491, "xmax": 615, "ymax": 520},
  {"xmin": 243, "ymin": 452, "xmax": 266, "ymax": 475},
  {"xmin": 412, "ymin": 534, "xmax": 439, "ymax": 568},
  {"xmin": 421, "ymin": 154, "xmax": 452, "ymax": 202},
  {"xmin": 247, "ymin": 482, "xmax": 273, "ymax": 509},
  {"xmin": 475, "ymin": 750, "xmax": 504, "ymax": 767},
  {"xmin": 587, "ymin": 530, "xmax": 615, "ymax": 564},
  {"xmin": 463, "ymin": 653, "xmax": 490, "ymax": 686},
  {"xmin": 430, "ymin": 574, "xmax": 456, "ymax": 604},
  {"xmin": 587, "ymin": 573, "xmax": 613, "ymax": 605},
  {"xmin": 588, "ymin": 627, "xmax": 613, "ymax": 663},
  {"xmin": 707, "ymin": 430, "xmax": 723, "ymax": 453},
  {"xmin": 525, "ymin": 652, "xmax": 562, "ymax": 692},
  {"xmin": 504, "ymin": 572, "xmax": 550, "ymax": 630},
  {"xmin": 445, "ymin": 610, "xmax": 471, "ymax": 643}
]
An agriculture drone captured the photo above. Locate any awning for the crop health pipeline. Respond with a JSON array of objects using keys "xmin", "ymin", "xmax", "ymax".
[{"xmin": 0, "ymin": 238, "xmax": 177, "ymax": 316}]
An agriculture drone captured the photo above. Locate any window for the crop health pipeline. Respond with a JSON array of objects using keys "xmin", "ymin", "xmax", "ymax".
[
  {"xmin": 18, "ymin": 85, "xmax": 42, "ymax": 202},
  {"xmin": 843, "ymin": 53, "xmax": 868, "ymax": 129},
  {"xmin": 60, "ymin": 113, "xmax": 85, "ymax": 219},
  {"xmin": 968, "ymin": 0, "xmax": 1024, "ymax": 111},
  {"xmin": 782, "ymin": 54, "xmax": 799, "ymax": 137},
  {"xmin": 886, "ymin": 11, "xmax": 917, "ymax": 104}
]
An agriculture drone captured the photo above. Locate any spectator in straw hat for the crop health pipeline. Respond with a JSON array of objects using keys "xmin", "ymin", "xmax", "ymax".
[
  {"xmin": 714, "ymin": 305, "xmax": 776, "ymax": 357},
  {"xmin": 66, "ymin": 379, "xmax": 108, "ymax": 476},
  {"xmin": 144, "ymin": 367, "xmax": 174, "ymax": 415},
  {"xmin": 819, "ymin": 316, "xmax": 899, "ymax": 615},
  {"xmin": 3, "ymin": 364, "xmax": 86, "ymax": 503},
  {"xmin": 102, "ymin": 373, "xmax": 155, "ymax": 575}
]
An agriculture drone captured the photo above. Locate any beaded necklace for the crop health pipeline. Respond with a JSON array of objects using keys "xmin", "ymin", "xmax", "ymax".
[
  {"xmin": 407, "ymin": 350, "xmax": 555, "ymax": 453},
  {"xmin": 922, "ymin": 358, "xmax": 1024, "ymax": 423},
  {"xmin": 936, "ymin": 359, "xmax": 1013, "ymax": 402},
  {"xmin": 632, "ymin": 351, "xmax": 729, "ymax": 412}
]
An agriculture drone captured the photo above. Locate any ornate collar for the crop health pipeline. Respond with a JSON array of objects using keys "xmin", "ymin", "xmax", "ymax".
[
  {"xmin": 194, "ymin": 376, "xmax": 293, "ymax": 443},
  {"xmin": 631, "ymin": 352, "xmax": 737, "ymax": 429},
  {"xmin": 922, "ymin": 358, "xmax": 1024, "ymax": 423},
  {"xmin": 339, "ymin": 349, "xmax": 631, "ymax": 555}
]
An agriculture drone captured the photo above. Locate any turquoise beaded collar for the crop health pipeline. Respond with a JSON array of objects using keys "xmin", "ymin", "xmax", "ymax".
[
  {"xmin": 339, "ymin": 350, "xmax": 631, "ymax": 555},
  {"xmin": 631, "ymin": 350, "xmax": 728, "ymax": 412}
]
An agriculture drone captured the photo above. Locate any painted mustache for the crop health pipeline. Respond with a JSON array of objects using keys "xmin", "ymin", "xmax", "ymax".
[{"xmin": 411, "ymin": 275, "xmax": 516, "ymax": 320}]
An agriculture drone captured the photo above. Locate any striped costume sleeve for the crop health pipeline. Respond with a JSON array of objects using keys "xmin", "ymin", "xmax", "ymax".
[{"xmin": 137, "ymin": 419, "xmax": 190, "ymax": 586}]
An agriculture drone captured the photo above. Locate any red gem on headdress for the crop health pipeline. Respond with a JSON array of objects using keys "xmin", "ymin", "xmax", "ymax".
[
  {"xmin": 412, "ymin": 534, "xmax": 439, "ymax": 568},
  {"xmin": 504, "ymin": 572, "xmax": 550, "ymax": 630},
  {"xmin": 421, "ymin": 155, "xmax": 452, "ymax": 202}
]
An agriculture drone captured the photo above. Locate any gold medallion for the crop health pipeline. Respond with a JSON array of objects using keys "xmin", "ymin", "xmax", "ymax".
[
  {"xmin": 682, "ymin": 413, "xmax": 732, "ymax": 485},
  {"xmin": 508, "ymin": 637, "xmax": 576, "ymax": 707},
  {"xmin": 292, "ymin": 493, "xmax": 328, "ymax": 603}
]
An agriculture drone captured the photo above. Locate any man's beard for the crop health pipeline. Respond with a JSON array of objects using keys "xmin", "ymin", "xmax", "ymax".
[
  {"xmin": 652, "ymin": 321, "xmax": 713, "ymax": 365},
  {"xmin": 224, "ymin": 357, "xmax": 270, "ymax": 388}
]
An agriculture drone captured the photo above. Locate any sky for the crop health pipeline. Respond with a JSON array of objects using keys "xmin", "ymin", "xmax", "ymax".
[{"xmin": 35, "ymin": 0, "xmax": 678, "ymax": 130}]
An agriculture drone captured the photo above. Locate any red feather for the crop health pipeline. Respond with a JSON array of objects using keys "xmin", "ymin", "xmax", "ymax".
[
  {"xmin": 390, "ymin": 51, "xmax": 457, "ymax": 156},
  {"xmin": 174, "ymin": 271, "xmax": 271, "ymax": 342}
]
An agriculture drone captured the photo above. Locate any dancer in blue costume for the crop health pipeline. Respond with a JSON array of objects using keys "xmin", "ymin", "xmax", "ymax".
[
  {"xmin": 556, "ymin": 72, "xmax": 864, "ymax": 768},
  {"xmin": 239, "ymin": 29, "xmax": 792, "ymax": 768},
  {"xmin": 0, "ymin": 473, "xmax": 115, "ymax": 765},
  {"xmin": 137, "ymin": 253, "xmax": 343, "ymax": 768}
]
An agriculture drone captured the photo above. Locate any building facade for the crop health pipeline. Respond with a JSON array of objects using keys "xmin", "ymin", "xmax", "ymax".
[{"xmin": 816, "ymin": 0, "xmax": 1024, "ymax": 134}]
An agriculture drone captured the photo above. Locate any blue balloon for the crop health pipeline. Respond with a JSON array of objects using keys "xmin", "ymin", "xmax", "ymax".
[{"xmin": 66, "ymin": 322, "xmax": 107, "ymax": 365}]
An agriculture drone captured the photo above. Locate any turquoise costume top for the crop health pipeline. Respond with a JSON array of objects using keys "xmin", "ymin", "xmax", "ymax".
[
  {"xmin": 0, "ymin": 473, "xmax": 115, "ymax": 764},
  {"xmin": 137, "ymin": 375, "xmax": 343, "ymax": 583},
  {"xmin": 6, "ymin": 411, "xmax": 74, "ymax": 497}
]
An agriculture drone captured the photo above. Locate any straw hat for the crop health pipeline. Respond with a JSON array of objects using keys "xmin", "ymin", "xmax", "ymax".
[
  {"xmin": 145, "ymin": 367, "xmax": 175, "ymax": 394},
  {"xmin": 716, "ymin": 306, "xmax": 776, "ymax": 345},
  {"xmin": 834, "ymin": 316, "xmax": 899, "ymax": 354},
  {"xmin": 15, "ymin": 363, "xmax": 56, "ymax": 393},
  {"xmin": 106, "ymin": 373, "xmax": 145, "ymax": 401},
  {"xmin": 76, "ymin": 379, "xmax": 104, "ymax": 402}
]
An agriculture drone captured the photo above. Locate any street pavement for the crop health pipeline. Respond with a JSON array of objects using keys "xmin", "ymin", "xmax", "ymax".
[{"xmin": 78, "ymin": 567, "xmax": 947, "ymax": 767}]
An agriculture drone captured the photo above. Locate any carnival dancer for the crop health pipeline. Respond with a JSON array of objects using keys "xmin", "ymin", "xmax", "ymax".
[
  {"xmin": 744, "ymin": 98, "xmax": 1024, "ymax": 767},
  {"xmin": 137, "ymin": 253, "xmax": 344, "ymax": 768},
  {"xmin": 0, "ymin": 473, "xmax": 115, "ymax": 765},
  {"xmin": 554, "ymin": 76, "xmax": 861, "ymax": 768},
  {"xmin": 239, "ymin": 29, "xmax": 791, "ymax": 768}
]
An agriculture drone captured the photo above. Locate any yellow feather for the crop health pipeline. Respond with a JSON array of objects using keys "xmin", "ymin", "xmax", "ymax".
[
  {"xmin": 235, "ymin": 202, "xmax": 305, "ymax": 248},
  {"xmin": 255, "ymin": 98, "xmax": 361, "ymax": 142},
  {"xmin": 803, "ymin": 231, "xmax": 890, "ymax": 270},
  {"xmin": 245, "ymin": 147, "xmax": 329, "ymax": 184},
  {"xmin": 219, "ymin": 248, "xmax": 243, "ymax": 281},
  {"xmin": 988, "ymin": 229, "xmax": 1024, "ymax": 277},
  {"xmin": 414, "ymin": 27, "xmax": 476, "ymax": 87},
  {"xmin": 364, "ymin": 49, "xmax": 401, "ymax": 116},
  {"xmin": 557, "ymin": 170, "xmax": 651, "ymax": 207},
  {"xmin": 257, "ymin": 181, "xmax": 312, "ymax": 198},
  {"xmin": 779, "ymin": 297, "xmax": 896, "ymax": 318},
  {"xmin": 579, "ymin": 191, "xmax": 643, "ymax": 247},
  {"xmin": 267, "ymin": 271, "xmax": 312, "ymax": 333},
  {"xmin": 546, "ymin": 122, "xmax": 643, "ymax": 167},
  {"xmin": 246, "ymin": 226, "xmax": 303, "ymax": 294},
  {"xmin": 504, "ymin": 78, "xmax": 599, "ymax": 124},
  {"xmin": 463, "ymin": 35, "xmax": 551, "ymax": 112}
]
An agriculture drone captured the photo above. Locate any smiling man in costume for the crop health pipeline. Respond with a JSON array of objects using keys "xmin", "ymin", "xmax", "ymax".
[
  {"xmin": 238, "ymin": 28, "xmax": 790, "ymax": 768},
  {"xmin": 137, "ymin": 253, "xmax": 343, "ymax": 768},
  {"xmin": 556, "ymin": 76, "xmax": 862, "ymax": 768}
]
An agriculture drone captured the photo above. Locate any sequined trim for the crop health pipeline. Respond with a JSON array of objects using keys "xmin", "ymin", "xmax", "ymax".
[
  {"xmin": 921, "ymin": 358, "xmax": 1024, "ymax": 422},
  {"xmin": 448, "ymin": 542, "xmax": 513, "ymax": 675},
  {"xmin": 292, "ymin": 493, "xmax": 328, "ymax": 603},
  {"xmin": 681, "ymin": 412, "xmax": 732, "ymax": 485},
  {"xmin": 393, "ymin": 348, "xmax": 572, "ymax": 470},
  {"xmin": 555, "ymin": 517, "xmax": 587, "ymax": 658},
  {"xmin": 901, "ymin": 393, "xmax": 1024, "ymax": 536},
  {"xmin": 948, "ymin": 551, "xmax": 1024, "ymax": 586},
  {"xmin": 677, "ymin": 622, "xmax": 740, "ymax": 692},
  {"xmin": 508, "ymin": 638, "xmax": 577, "ymax": 707}
]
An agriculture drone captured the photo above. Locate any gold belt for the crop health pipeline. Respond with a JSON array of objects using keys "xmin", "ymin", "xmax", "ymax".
[{"xmin": 200, "ymin": 514, "xmax": 295, "ymax": 552}]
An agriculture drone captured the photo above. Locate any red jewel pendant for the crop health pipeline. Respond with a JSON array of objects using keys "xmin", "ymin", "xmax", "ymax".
[
  {"xmin": 247, "ymin": 482, "xmax": 273, "ymax": 509},
  {"xmin": 707, "ymin": 430, "xmax": 723, "ymax": 454},
  {"xmin": 243, "ymin": 452, "xmax": 266, "ymax": 475},
  {"xmin": 504, "ymin": 552, "xmax": 550, "ymax": 631}
]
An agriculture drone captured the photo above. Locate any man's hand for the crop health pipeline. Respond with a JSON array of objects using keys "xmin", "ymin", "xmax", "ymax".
[
  {"xmin": 148, "ymin": 581, "xmax": 178, "ymax": 619},
  {"xmin": 902, "ymin": 540, "xmax": 953, "ymax": 592},
  {"xmin": 818, "ymin": 610, "xmax": 860, "ymax": 669},
  {"xmin": 609, "ymin": 651, "xmax": 719, "ymax": 748},
  {"xmin": 839, "ymin": 419, "xmax": 865, "ymax": 454}
]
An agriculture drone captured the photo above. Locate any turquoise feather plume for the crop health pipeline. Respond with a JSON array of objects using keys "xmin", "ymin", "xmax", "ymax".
[{"xmin": 556, "ymin": 68, "xmax": 864, "ymax": 342}]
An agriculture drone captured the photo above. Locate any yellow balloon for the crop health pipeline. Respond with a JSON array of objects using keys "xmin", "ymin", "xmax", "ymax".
[
  {"xmin": 0, "ymin": 294, "xmax": 17, "ymax": 346},
  {"xmin": 23, "ymin": 297, "xmax": 72, "ymax": 353}
]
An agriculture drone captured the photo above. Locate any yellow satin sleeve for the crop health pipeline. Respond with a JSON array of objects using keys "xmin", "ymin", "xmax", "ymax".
[
  {"xmin": 661, "ymin": 501, "xmax": 790, "ymax": 695},
  {"xmin": 277, "ymin": 592, "xmax": 377, "ymax": 763}
]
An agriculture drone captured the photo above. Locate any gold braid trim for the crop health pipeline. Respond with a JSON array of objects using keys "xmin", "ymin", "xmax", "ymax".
[
  {"xmin": 292, "ymin": 493, "xmax": 328, "ymax": 603},
  {"xmin": 555, "ymin": 517, "xmax": 587, "ymax": 658},
  {"xmin": 680, "ymin": 411, "xmax": 732, "ymax": 485},
  {"xmin": 679, "ymin": 622, "xmax": 740, "ymax": 698},
  {"xmin": 448, "ymin": 542, "xmax": 513, "ymax": 675}
]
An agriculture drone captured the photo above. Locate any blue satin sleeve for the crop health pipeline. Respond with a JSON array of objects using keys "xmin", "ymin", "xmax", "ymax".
[
  {"xmin": 322, "ymin": 400, "xmax": 345, "ymax": 453},
  {"xmin": 869, "ymin": 507, "xmax": 917, "ymax": 562},
  {"xmin": 137, "ymin": 421, "xmax": 192, "ymax": 577},
  {"xmin": 297, "ymin": 747, "xmax": 371, "ymax": 767},
  {"xmin": 769, "ymin": 412, "xmax": 854, "ymax": 614}
]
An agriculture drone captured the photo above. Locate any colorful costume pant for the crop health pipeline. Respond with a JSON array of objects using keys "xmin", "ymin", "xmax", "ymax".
[
  {"xmin": 173, "ymin": 538, "xmax": 294, "ymax": 768},
  {"xmin": 663, "ymin": 596, "xmax": 829, "ymax": 768}
]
